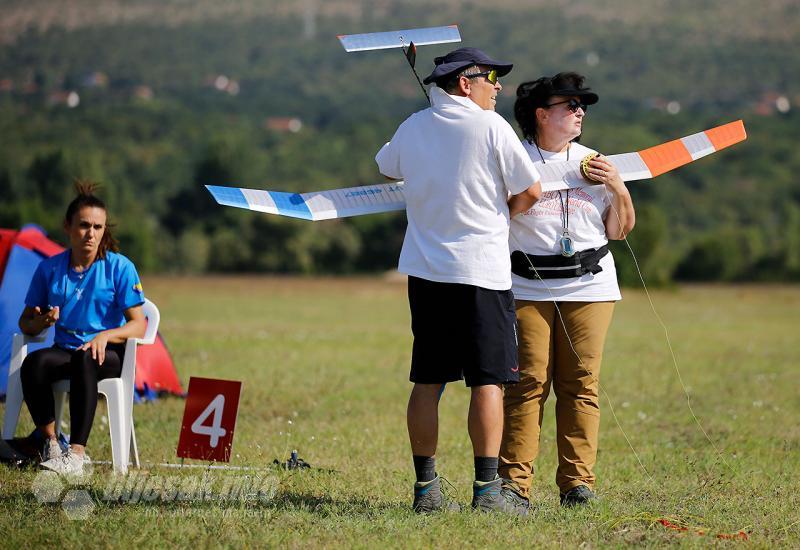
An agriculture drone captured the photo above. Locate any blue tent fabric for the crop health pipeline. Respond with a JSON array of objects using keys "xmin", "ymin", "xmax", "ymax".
[
  {"xmin": 0, "ymin": 245, "xmax": 55, "ymax": 396},
  {"xmin": 134, "ymin": 383, "xmax": 158, "ymax": 403}
]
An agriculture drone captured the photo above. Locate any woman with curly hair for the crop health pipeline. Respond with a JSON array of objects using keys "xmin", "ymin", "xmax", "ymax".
[{"xmin": 498, "ymin": 73, "xmax": 636, "ymax": 507}]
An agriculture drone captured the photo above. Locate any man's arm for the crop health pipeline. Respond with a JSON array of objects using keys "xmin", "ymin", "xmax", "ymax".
[
  {"xmin": 375, "ymin": 139, "xmax": 403, "ymax": 182},
  {"xmin": 508, "ymin": 181, "xmax": 542, "ymax": 218}
]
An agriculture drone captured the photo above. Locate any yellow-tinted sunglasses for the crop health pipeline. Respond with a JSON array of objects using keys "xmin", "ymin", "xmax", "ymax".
[{"xmin": 466, "ymin": 69, "xmax": 498, "ymax": 85}]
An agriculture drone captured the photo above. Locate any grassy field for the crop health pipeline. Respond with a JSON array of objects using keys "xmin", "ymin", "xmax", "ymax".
[{"xmin": 1, "ymin": 277, "xmax": 798, "ymax": 547}]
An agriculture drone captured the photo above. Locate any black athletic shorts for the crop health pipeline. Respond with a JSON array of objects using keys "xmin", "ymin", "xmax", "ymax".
[{"xmin": 407, "ymin": 276, "xmax": 519, "ymax": 387}]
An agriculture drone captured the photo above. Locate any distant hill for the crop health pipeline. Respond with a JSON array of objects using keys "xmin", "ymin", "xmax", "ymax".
[
  {"xmin": 2, "ymin": 0, "xmax": 798, "ymax": 43},
  {"xmin": 0, "ymin": 0, "xmax": 798, "ymax": 280},
  {"xmin": 1, "ymin": 0, "xmax": 797, "ymax": 110}
]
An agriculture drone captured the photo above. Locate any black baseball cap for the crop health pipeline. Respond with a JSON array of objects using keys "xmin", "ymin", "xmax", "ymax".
[
  {"xmin": 517, "ymin": 73, "xmax": 599, "ymax": 105},
  {"xmin": 422, "ymin": 47, "xmax": 513, "ymax": 85}
]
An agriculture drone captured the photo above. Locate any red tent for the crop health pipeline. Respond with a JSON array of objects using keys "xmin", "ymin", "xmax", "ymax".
[{"xmin": 0, "ymin": 225, "xmax": 183, "ymax": 399}]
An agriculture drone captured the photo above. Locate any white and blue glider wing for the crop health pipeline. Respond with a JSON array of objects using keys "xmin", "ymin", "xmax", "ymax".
[
  {"xmin": 206, "ymin": 183, "xmax": 407, "ymax": 221},
  {"xmin": 207, "ymin": 121, "xmax": 746, "ymax": 221},
  {"xmin": 338, "ymin": 25, "xmax": 461, "ymax": 52}
]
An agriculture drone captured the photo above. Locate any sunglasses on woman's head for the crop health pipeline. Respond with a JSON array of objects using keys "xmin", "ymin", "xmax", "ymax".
[{"xmin": 545, "ymin": 98, "xmax": 588, "ymax": 113}]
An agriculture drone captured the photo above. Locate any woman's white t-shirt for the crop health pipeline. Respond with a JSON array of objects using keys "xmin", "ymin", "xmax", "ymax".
[{"xmin": 510, "ymin": 141, "xmax": 621, "ymax": 302}]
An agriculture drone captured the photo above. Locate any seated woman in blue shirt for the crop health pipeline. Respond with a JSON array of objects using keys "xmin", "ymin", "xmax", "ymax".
[{"xmin": 18, "ymin": 181, "xmax": 146, "ymax": 476}]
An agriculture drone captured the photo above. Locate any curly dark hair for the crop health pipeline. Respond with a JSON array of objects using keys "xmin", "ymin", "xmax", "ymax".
[
  {"xmin": 514, "ymin": 72, "xmax": 589, "ymax": 145},
  {"xmin": 64, "ymin": 179, "xmax": 119, "ymax": 259}
]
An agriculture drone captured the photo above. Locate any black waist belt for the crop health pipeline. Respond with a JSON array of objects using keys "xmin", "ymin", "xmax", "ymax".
[{"xmin": 511, "ymin": 245, "xmax": 609, "ymax": 280}]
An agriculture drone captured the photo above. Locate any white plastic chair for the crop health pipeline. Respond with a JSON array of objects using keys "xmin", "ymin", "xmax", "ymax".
[{"xmin": 3, "ymin": 298, "xmax": 160, "ymax": 474}]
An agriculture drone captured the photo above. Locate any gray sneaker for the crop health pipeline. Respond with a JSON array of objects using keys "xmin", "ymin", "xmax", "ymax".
[
  {"xmin": 560, "ymin": 485, "xmax": 597, "ymax": 507},
  {"xmin": 41, "ymin": 449, "xmax": 90, "ymax": 478},
  {"xmin": 500, "ymin": 483, "xmax": 531, "ymax": 512},
  {"xmin": 412, "ymin": 475, "xmax": 460, "ymax": 513},
  {"xmin": 472, "ymin": 477, "xmax": 529, "ymax": 516},
  {"xmin": 41, "ymin": 438, "xmax": 63, "ymax": 462}
]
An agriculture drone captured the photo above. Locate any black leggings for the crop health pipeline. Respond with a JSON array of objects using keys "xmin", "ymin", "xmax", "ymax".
[{"xmin": 21, "ymin": 344, "xmax": 125, "ymax": 446}]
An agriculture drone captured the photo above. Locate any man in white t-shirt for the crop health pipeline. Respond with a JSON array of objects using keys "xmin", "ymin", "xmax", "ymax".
[{"xmin": 375, "ymin": 47, "xmax": 541, "ymax": 515}]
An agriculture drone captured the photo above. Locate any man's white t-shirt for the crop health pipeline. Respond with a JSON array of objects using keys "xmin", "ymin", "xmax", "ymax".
[
  {"xmin": 375, "ymin": 87, "xmax": 540, "ymax": 291},
  {"xmin": 510, "ymin": 141, "xmax": 622, "ymax": 301}
]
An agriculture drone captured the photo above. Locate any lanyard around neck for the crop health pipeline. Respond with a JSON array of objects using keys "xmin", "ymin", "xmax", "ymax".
[
  {"xmin": 534, "ymin": 142, "xmax": 576, "ymax": 257},
  {"xmin": 534, "ymin": 142, "xmax": 571, "ymax": 232}
]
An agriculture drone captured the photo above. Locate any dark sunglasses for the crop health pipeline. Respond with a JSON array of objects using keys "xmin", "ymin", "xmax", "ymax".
[
  {"xmin": 545, "ymin": 98, "xmax": 588, "ymax": 113},
  {"xmin": 465, "ymin": 69, "xmax": 498, "ymax": 85}
]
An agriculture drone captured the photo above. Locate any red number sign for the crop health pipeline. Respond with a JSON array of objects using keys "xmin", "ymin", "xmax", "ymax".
[{"xmin": 176, "ymin": 376, "xmax": 242, "ymax": 462}]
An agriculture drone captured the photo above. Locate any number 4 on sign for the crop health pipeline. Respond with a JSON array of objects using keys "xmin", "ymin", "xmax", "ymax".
[
  {"xmin": 177, "ymin": 377, "xmax": 243, "ymax": 463},
  {"xmin": 191, "ymin": 394, "xmax": 226, "ymax": 448}
]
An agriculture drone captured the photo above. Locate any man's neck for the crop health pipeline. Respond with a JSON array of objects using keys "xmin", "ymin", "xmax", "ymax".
[
  {"xmin": 433, "ymin": 87, "xmax": 481, "ymax": 110},
  {"xmin": 451, "ymin": 90, "xmax": 485, "ymax": 110}
]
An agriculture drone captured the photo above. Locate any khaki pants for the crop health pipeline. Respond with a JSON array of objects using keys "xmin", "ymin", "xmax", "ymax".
[{"xmin": 499, "ymin": 300, "xmax": 615, "ymax": 496}]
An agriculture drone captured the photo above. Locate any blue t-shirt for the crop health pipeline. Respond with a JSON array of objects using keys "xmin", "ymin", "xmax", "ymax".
[{"xmin": 24, "ymin": 250, "xmax": 145, "ymax": 350}]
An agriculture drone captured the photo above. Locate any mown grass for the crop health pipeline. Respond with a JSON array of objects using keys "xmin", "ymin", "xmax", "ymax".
[{"xmin": 1, "ymin": 277, "xmax": 798, "ymax": 547}]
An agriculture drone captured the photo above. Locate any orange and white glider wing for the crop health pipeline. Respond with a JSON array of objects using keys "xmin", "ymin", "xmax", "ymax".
[{"xmin": 539, "ymin": 119, "xmax": 747, "ymax": 191}]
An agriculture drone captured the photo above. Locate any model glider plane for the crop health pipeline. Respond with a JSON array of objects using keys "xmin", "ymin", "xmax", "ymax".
[
  {"xmin": 207, "ymin": 26, "xmax": 746, "ymax": 221},
  {"xmin": 337, "ymin": 25, "xmax": 461, "ymax": 52},
  {"xmin": 205, "ymin": 120, "xmax": 747, "ymax": 221},
  {"xmin": 339, "ymin": 25, "xmax": 463, "ymax": 103}
]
